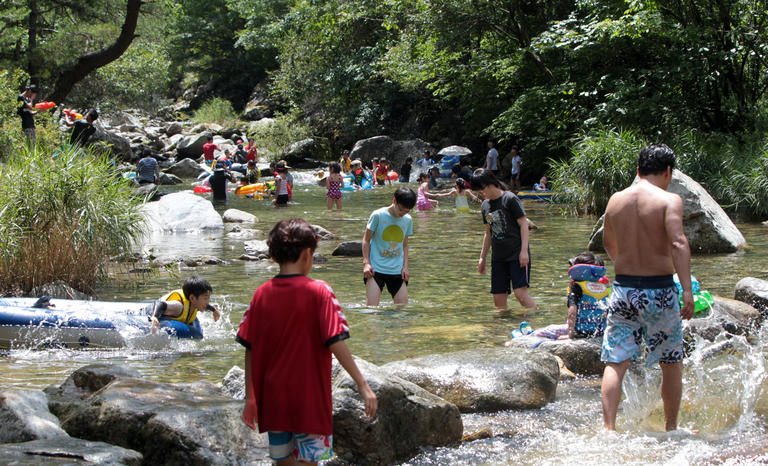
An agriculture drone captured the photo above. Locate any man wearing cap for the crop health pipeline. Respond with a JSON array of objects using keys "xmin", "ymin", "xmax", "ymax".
[{"xmin": 17, "ymin": 84, "xmax": 40, "ymax": 149}]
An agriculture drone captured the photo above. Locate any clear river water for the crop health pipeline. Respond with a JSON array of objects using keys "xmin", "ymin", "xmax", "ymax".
[{"xmin": 1, "ymin": 171, "xmax": 767, "ymax": 464}]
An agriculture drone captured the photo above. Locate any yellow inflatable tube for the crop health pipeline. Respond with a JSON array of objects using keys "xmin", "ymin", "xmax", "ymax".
[{"xmin": 235, "ymin": 181, "xmax": 274, "ymax": 195}]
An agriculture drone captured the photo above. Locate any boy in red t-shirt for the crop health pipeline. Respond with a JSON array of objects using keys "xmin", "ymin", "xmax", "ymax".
[{"xmin": 237, "ymin": 219, "xmax": 377, "ymax": 465}]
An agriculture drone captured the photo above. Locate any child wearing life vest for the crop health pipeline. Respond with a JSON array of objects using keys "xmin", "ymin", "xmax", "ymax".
[
  {"xmin": 528, "ymin": 252, "xmax": 611, "ymax": 340},
  {"xmin": 238, "ymin": 219, "xmax": 377, "ymax": 462},
  {"xmin": 150, "ymin": 276, "xmax": 220, "ymax": 334}
]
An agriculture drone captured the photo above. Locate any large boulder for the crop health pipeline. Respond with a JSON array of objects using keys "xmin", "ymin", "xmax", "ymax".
[
  {"xmin": 332, "ymin": 241, "xmax": 363, "ymax": 257},
  {"xmin": 382, "ymin": 348, "xmax": 559, "ymax": 413},
  {"xmin": 0, "ymin": 390, "xmax": 68, "ymax": 443},
  {"xmin": 176, "ymin": 131, "xmax": 211, "ymax": 159},
  {"xmin": 350, "ymin": 136, "xmax": 434, "ymax": 170},
  {"xmin": 140, "ymin": 191, "xmax": 223, "ymax": 232},
  {"xmin": 333, "ymin": 357, "xmax": 463, "ymax": 465},
  {"xmin": 589, "ymin": 170, "xmax": 746, "ymax": 253},
  {"xmin": 157, "ymin": 172, "xmax": 182, "ymax": 185},
  {"xmin": 89, "ymin": 127, "xmax": 133, "ymax": 162},
  {"xmin": 165, "ymin": 122, "xmax": 183, "ymax": 136},
  {"xmin": 164, "ymin": 158, "xmax": 208, "ymax": 178},
  {"xmin": 506, "ymin": 337, "xmax": 605, "ymax": 376},
  {"xmin": 282, "ymin": 138, "xmax": 331, "ymax": 168},
  {"xmin": 734, "ymin": 277, "xmax": 768, "ymax": 321},
  {"xmin": 46, "ymin": 365, "xmax": 269, "ymax": 465},
  {"xmin": 0, "ymin": 437, "xmax": 143, "ymax": 465}
]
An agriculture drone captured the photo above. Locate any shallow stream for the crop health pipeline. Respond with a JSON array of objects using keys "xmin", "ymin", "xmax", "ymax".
[{"xmin": 2, "ymin": 172, "xmax": 767, "ymax": 464}]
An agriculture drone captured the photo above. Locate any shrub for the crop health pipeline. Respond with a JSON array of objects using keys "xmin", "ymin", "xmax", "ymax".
[
  {"xmin": 0, "ymin": 145, "xmax": 145, "ymax": 295},
  {"xmin": 192, "ymin": 97, "xmax": 239, "ymax": 128},
  {"xmin": 247, "ymin": 111, "xmax": 313, "ymax": 160},
  {"xmin": 549, "ymin": 128, "xmax": 644, "ymax": 215}
]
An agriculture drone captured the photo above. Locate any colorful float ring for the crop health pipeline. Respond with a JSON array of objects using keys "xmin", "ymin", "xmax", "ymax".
[
  {"xmin": 193, "ymin": 185, "xmax": 212, "ymax": 193},
  {"xmin": 387, "ymin": 171, "xmax": 399, "ymax": 181}
]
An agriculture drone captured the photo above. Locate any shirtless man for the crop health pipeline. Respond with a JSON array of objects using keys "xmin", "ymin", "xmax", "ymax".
[{"xmin": 600, "ymin": 143, "xmax": 695, "ymax": 432}]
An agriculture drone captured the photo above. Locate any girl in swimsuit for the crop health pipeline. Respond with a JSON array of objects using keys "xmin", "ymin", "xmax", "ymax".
[
  {"xmin": 416, "ymin": 173, "xmax": 439, "ymax": 210},
  {"xmin": 428, "ymin": 178, "xmax": 481, "ymax": 212},
  {"xmin": 326, "ymin": 162, "xmax": 343, "ymax": 211}
]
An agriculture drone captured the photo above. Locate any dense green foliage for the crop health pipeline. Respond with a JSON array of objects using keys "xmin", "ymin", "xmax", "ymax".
[
  {"xmin": 0, "ymin": 145, "xmax": 144, "ymax": 294},
  {"xmin": 192, "ymin": 97, "xmax": 239, "ymax": 128}
]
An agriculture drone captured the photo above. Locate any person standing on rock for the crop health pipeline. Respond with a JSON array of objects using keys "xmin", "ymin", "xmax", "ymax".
[
  {"xmin": 600, "ymin": 143, "xmax": 694, "ymax": 432},
  {"xmin": 238, "ymin": 219, "xmax": 377, "ymax": 464},
  {"xmin": 362, "ymin": 187, "xmax": 417, "ymax": 306},
  {"xmin": 65, "ymin": 109, "xmax": 99, "ymax": 147},
  {"xmin": 202, "ymin": 135, "xmax": 219, "ymax": 166},
  {"xmin": 471, "ymin": 168, "xmax": 536, "ymax": 315}
]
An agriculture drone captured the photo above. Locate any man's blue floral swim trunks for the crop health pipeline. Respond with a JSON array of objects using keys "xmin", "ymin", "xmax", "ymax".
[{"xmin": 601, "ymin": 275, "xmax": 683, "ymax": 366}]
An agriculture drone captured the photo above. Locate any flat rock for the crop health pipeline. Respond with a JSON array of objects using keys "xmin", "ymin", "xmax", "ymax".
[
  {"xmin": 140, "ymin": 191, "xmax": 223, "ymax": 232},
  {"xmin": 223, "ymin": 209, "xmax": 258, "ymax": 224},
  {"xmin": 589, "ymin": 169, "xmax": 746, "ymax": 253},
  {"xmin": 311, "ymin": 224, "xmax": 336, "ymax": 240},
  {"xmin": 0, "ymin": 437, "xmax": 142, "ymax": 465},
  {"xmin": 332, "ymin": 241, "xmax": 363, "ymax": 257},
  {"xmin": 243, "ymin": 240, "xmax": 269, "ymax": 257},
  {"xmin": 0, "ymin": 390, "xmax": 68, "ymax": 443},
  {"xmin": 382, "ymin": 348, "xmax": 559, "ymax": 413},
  {"xmin": 333, "ymin": 357, "xmax": 463, "ymax": 464},
  {"xmin": 164, "ymin": 158, "xmax": 207, "ymax": 178},
  {"xmin": 506, "ymin": 336, "xmax": 604, "ymax": 376},
  {"xmin": 734, "ymin": 277, "xmax": 768, "ymax": 321},
  {"xmin": 48, "ymin": 366, "xmax": 268, "ymax": 465}
]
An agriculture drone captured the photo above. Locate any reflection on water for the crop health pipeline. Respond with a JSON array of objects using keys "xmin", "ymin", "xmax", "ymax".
[{"xmin": 2, "ymin": 174, "xmax": 767, "ymax": 463}]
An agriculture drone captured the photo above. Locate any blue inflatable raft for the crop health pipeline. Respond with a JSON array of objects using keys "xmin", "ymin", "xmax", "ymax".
[{"xmin": 0, "ymin": 297, "xmax": 203, "ymax": 349}]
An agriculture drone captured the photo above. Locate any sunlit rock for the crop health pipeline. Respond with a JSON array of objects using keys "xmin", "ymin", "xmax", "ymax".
[
  {"xmin": 734, "ymin": 277, "xmax": 768, "ymax": 321},
  {"xmin": 0, "ymin": 390, "xmax": 68, "ymax": 443},
  {"xmin": 382, "ymin": 348, "xmax": 559, "ymax": 412},
  {"xmin": 506, "ymin": 337, "xmax": 605, "ymax": 377},
  {"xmin": 0, "ymin": 437, "xmax": 142, "ymax": 465},
  {"xmin": 141, "ymin": 192, "xmax": 223, "ymax": 232},
  {"xmin": 333, "ymin": 357, "xmax": 463, "ymax": 464},
  {"xmin": 46, "ymin": 364, "xmax": 268, "ymax": 464},
  {"xmin": 164, "ymin": 158, "xmax": 207, "ymax": 179}
]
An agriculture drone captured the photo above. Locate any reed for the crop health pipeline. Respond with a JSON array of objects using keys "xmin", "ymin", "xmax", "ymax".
[{"xmin": 0, "ymin": 145, "xmax": 145, "ymax": 294}]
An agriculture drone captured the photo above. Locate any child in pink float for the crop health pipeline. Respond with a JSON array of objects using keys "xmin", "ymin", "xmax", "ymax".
[
  {"xmin": 326, "ymin": 162, "xmax": 343, "ymax": 211},
  {"xmin": 416, "ymin": 173, "xmax": 439, "ymax": 210}
]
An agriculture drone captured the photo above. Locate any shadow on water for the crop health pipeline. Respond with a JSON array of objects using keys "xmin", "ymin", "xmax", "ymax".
[{"xmin": 2, "ymin": 172, "xmax": 767, "ymax": 463}]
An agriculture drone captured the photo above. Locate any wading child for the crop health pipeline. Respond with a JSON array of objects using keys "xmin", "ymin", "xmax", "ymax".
[
  {"xmin": 150, "ymin": 276, "xmax": 220, "ymax": 336},
  {"xmin": 416, "ymin": 173, "xmax": 438, "ymax": 211},
  {"xmin": 326, "ymin": 162, "xmax": 343, "ymax": 211},
  {"xmin": 428, "ymin": 178, "xmax": 480, "ymax": 213},
  {"xmin": 375, "ymin": 158, "xmax": 391, "ymax": 186},
  {"xmin": 273, "ymin": 162, "xmax": 291, "ymax": 207},
  {"xmin": 238, "ymin": 219, "xmax": 377, "ymax": 464},
  {"xmin": 471, "ymin": 168, "xmax": 537, "ymax": 314},
  {"xmin": 362, "ymin": 187, "xmax": 417, "ymax": 305}
]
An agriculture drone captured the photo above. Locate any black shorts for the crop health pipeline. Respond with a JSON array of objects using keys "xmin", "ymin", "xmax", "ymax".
[
  {"xmin": 377, "ymin": 179, "xmax": 385, "ymax": 186},
  {"xmin": 364, "ymin": 272, "xmax": 407, "ymax": 297},
  {"xmin": 490, "ymin": 259, "xmax": 531, "ymax": 294},
  {"xmin": 276, "ymin": 194, "xmax": 289, "ymax": 205}
]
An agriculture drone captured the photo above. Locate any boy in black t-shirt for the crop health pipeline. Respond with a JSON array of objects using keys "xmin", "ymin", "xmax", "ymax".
[{"xmin": 471, "ymin": 168, "xmax": 537, "ymax": 314}]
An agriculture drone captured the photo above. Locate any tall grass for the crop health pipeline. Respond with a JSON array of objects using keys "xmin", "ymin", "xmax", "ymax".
[
  {"xmin": 549, "ymin": 128, "xmax": 644, "ymax": 215},
  {"xmin": 0, "ymin": 145, "xmax": 145, "ymax": 295},
  {"xmin": 192, "ymin": 97, "xmax": 239, "ymax": 128}
]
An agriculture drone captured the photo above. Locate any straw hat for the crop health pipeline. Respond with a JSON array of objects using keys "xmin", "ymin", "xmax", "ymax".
[{"xmin": 278, "ymin": 159, "xmax": 292, "ymax": 169}]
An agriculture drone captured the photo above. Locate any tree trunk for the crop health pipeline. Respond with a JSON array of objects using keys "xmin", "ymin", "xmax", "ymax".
[
  {"xmin": 46, "ymin": 0, "xmax": 143, "ymax": 104},
  {"xmin": 27, "ymin": 0, "xmax": 39, "ymax": 85}
]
